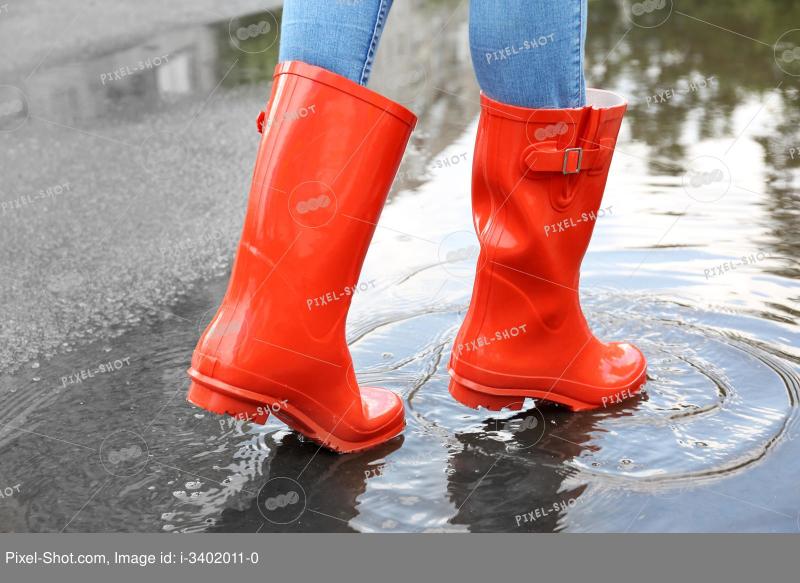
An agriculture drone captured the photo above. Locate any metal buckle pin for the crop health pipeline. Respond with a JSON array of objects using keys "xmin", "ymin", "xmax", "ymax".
[{"xmin": 562, "ymin": 147, "xmax": 583, "ymax": 174}]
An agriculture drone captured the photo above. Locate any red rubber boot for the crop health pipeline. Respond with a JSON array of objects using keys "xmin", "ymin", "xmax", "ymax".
[
  {"xmin": 187, "ymin": 62, "xmax": 416, "ymax": 453},
  {"xmin": 448, "ymin": 90, "xmax": 647, "ymax": 412}
]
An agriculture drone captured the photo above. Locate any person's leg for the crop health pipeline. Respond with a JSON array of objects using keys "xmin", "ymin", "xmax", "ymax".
[
  {"xmin": 469, "ymin": 0, "xmax": 586, "ymax": 108},
  {"xmin": 450, "ymin": 1, "xmax": 647, "ymax": 413},
  {"xmin": 279, "ymin": 0, "xmax": 394, "ymax": 86}
]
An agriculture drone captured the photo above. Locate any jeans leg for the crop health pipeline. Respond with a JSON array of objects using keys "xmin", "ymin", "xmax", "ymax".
[
  {"xmin": 469, "ymin": 0, "xmax": 586, "ymax": 108},
  {"xmin": 278, "ymin": 0, "xmax": 394, "ymax": 86}
]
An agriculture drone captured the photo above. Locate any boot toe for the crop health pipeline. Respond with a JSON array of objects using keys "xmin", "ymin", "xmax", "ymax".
[
  {"xmin": 360, "ymin": 386, "xmax": 405, "ymax": 428},
  {"xmin": 603, "ymin": 341, "xmax": 647, "ymax": 389}
]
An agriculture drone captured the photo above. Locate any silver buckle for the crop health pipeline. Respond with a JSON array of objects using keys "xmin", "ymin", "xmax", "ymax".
[{"xmin": 562, "ymin": 147, "xmax": 583, "ymax": 174}]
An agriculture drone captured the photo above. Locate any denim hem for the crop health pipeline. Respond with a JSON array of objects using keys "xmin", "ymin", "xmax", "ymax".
[
  {"xmin": 573, "ymin": 0, "xmax": 585, "ymax": 108},
  {"xmin": 360, "ymin": 0, "xmax": 390, "ymax": 86}
]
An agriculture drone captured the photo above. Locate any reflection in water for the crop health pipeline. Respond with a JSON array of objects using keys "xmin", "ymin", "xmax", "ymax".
[
  {"xmin": 211, "ymin": 434, "xmax": 403, "ymax": 533},
  {"xmin": 1, "ymin": 0, "xmax": 800, "ymax": 533},
  {"xmin": 20, "ymin": 10, "xmax": 282, "ymax": 126},
  {"xmin": 589, "ymin": 1, "xmax": 800, "ymax": 285},
  {"xmin": 446, "ymin": 407, "xmax": 594, "ymax": 532}
]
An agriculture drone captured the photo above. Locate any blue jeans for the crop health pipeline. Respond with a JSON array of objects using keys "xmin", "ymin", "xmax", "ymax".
[{"xmin": 278, "ymin": 0, "xmax": 586, "ymax": 108}]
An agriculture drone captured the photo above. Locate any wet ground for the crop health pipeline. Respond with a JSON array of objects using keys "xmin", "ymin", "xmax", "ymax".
[{"xmin": 1, "ymin": 0, "xmax": 799, "ymax": 532}]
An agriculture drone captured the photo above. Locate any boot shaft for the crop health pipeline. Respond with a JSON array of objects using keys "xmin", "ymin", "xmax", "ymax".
[
  {"xmin": 196, "ymin": 62, "xmax": 416, "ymax": 375},
  {"xmin": 472, "ymin": 90, "xmax": 626, "ymax": 284},
  {"xmin": 239, "ymin": 62, "xmax": 416, "ymax": 315},
  {"xmin": 454, "ymin": 90, "xmax": 628, "ymax": 366}
]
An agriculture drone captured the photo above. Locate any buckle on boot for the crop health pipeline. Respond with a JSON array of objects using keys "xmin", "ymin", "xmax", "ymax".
[{"xmin": 562, "ymin": 147, "xmax": 583, "ymax": 174}]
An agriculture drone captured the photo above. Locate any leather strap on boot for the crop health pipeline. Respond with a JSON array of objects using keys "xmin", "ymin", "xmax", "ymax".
[{"xmin": 521, "ymin": 137, "xmax": 616, "ymax": 175}]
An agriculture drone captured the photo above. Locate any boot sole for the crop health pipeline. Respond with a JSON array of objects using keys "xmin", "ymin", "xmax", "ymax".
[
  {"xmin": 187, "ymin": 368, "xmax": 404, "ymax": 454},
  {"xmin": 448, "ymin": 367, "xmax": 647, "ymax": 412}
]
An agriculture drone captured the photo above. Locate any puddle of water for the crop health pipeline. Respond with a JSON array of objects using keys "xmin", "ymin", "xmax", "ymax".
[{"xmin": 1, "ymin": 0, "xmax": 800, "ymax": 532}]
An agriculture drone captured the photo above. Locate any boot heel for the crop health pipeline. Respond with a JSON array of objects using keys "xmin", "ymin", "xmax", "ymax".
[
  {"xmin": 187, "ymin": 381, "xmax": 270, "ymax": 425},
  {"xmin": 448, "ymin": 378, "xmax": 524, "ymax": 411}
]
